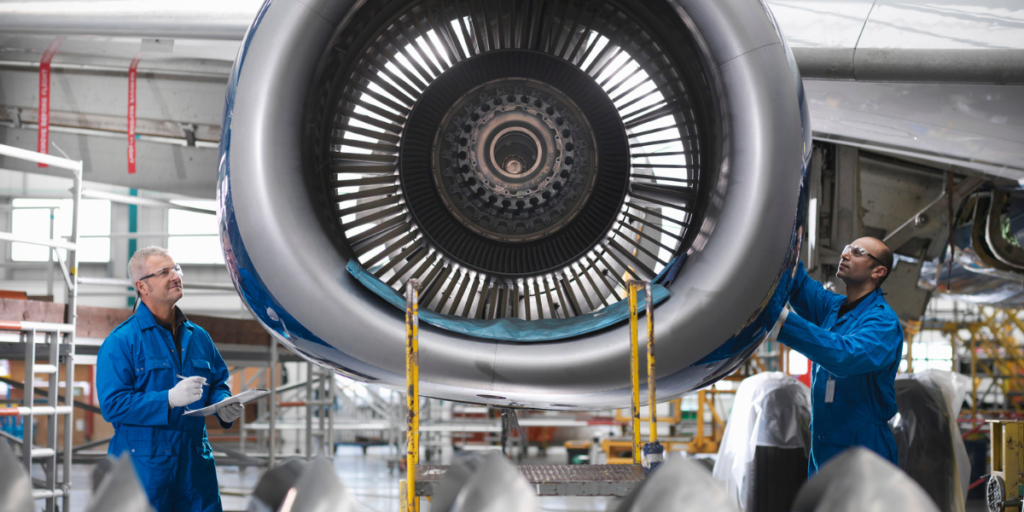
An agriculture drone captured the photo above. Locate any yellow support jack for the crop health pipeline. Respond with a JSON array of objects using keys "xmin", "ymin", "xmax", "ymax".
[
  {"xmin": 405, "ymin": 279, "xmax": 420, "ymax": 512},
  {"xmin": 988, "ymin": 420, "xmax": 1024, "ymax": 512},
  {"xmin": 629, "ymin": 280, "xmax": 663, "ymax": 474},
  {"xmin": 627, "ymin": 280, "xmax": 646, "ymax": 465}
]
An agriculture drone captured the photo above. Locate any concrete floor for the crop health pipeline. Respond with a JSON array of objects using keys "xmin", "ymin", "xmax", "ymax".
[
  {"xmin": 55, "ymin": 446, "xmax": 612, "ymax": 512},
  {"xmin": 43, "ymin": 447, "xmax": 990, "ymax": 512}
]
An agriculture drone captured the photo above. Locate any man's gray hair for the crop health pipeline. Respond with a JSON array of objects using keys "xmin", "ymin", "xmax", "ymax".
[{"xmin": 128, "ymin": 246, "xmax": 171, "ymax": 283}]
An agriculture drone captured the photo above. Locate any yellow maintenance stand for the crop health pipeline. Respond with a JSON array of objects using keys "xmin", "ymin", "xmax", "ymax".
[
  {"xmin": 628, "ymin": 279, "xmax": 663, "ymax": 471},
  {"xmin": 988, "ymin": 420, "xmax": 1024, "ymax": 512},
  {"xmin": 401, "ymin": 280, "xmax": 667, "ymax": 510},
  {"xmin": 404, "ymin": 279, "xmax": 421, "ymax": 512}
]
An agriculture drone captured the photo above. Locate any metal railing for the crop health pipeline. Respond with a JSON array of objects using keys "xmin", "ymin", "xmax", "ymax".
[
  {"xmin": 0, "ymin": 143, "xmax": 81, "ymax": 512},
  {"xmin": 0, "ymin": 206, "xmax": 60, "ymax": 297}
]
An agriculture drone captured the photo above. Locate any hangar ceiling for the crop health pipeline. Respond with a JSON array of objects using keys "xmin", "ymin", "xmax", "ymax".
[
  {"xmin": 0, "ymin": 33, "xmax": 235, "ymax": 197},
  {"xmin": 0, "ymin": 0, "xmax": 1021, "ymax": 196}
]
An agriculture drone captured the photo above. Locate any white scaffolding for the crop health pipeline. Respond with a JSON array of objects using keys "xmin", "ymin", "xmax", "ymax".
[{"xmin": 0, "ymin": 143, "xmax": 82, "ymax": 512}]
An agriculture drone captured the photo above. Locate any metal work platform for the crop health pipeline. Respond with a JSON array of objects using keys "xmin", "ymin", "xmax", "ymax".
[{"xmin": 415, "ymin": 463, "xmax": 645, "ymax": 497}]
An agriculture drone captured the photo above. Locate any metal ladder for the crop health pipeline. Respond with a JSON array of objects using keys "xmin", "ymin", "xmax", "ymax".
[
  {"xmin": 0, "ymin": 321, "xmax": 77, "ymax": 510},
  {"xmin": 0, "ymin": 143, "xmax": 82, "ymax": 512}
]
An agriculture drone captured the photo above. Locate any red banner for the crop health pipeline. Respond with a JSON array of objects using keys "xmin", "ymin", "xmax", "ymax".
[
  {"xmin": 128, "ymin": 53, "xmax": 142, "ymax": 174},
  {"xmin": 36, "ymin": 37, "xmax": 64, "ymax": 168}
]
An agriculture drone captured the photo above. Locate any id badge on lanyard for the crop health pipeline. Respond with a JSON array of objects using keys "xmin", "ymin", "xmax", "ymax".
[{"xmin": 825, "ymin": 376, "xmax": 836, "ymax": 403}]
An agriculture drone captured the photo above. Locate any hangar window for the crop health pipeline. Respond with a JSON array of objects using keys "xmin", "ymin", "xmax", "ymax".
[
  {"xmin": 901, "ymin": 336, "xmax": 953, "ymax": 373},
  {"xmin": 168, "ymin": 200, "xmax": 223, "ymax": 264},
  {"xmin": 11, "ymin": 198, "xmax": 111, "ymax": 263}
]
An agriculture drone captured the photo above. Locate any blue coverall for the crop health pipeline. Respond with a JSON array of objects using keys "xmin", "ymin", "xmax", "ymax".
[
  {"xmin": 778, "ymin": 262, "xmax": 904, "ymax": 475},
  {"xmin": 97, "ymin": 302, "xmax": 233, "ymax": 512}
]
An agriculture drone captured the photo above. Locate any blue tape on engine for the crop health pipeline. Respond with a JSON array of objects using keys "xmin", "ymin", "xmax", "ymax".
[{"xmin": 346, "ymin": 260, "xmax": 670, "ymax": 342}]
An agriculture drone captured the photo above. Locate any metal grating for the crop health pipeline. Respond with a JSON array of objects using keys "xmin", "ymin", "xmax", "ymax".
[{"xmin": 415, "ymin": 463, "xmax": 645, "ymax": 496}]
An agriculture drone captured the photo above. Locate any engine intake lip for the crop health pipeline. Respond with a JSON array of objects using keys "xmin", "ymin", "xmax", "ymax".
[
  {"xmin": 221, "ymin": 0, "xmax": 808, "ymax": 407},
  {"xmin": 404, "ymin": 51, "xmax": 622, "ymax": 270}
]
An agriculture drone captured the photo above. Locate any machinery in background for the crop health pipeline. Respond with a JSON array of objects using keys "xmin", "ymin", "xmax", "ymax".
[
  {"xmin": 924, "ymin": 308, "xmax": 1024, "ymax": 415},
  {"xmin": 922, "ymin": 190, "xmax": 1024, "ymax": 307}
]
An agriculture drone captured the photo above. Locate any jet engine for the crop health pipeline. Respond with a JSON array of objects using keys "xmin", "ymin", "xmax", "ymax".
[{"xmin": 218, "ymin": 0, "xmax": 810, "ymax": 408}]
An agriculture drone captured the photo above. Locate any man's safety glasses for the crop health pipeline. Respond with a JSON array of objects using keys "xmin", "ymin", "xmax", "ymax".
[
  {"xmin": 842, "ymin": 245, "xmax": 887, "ymax": 269},
  {"xmin": 138, "ymin": 264, "xmax": 183, "ymax": 282}
]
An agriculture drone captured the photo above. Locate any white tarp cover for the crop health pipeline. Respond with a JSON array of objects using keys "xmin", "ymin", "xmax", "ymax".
[
  {"xmin": 891, "ymin": 369, "xmax": 971, "ymax": 512},
  {"xmin": 712, "ymin": 372, "xmax": 811, "ymax": 508}
]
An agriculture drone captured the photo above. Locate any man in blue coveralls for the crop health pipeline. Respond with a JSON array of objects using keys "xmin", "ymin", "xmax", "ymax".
[
  {"xmin": 776, "ymin": 236, "xmax": 903, "ymax": 475},
  {"xmin": 98, "ymin": 247, "xmax": 243, "ymax": 512}
]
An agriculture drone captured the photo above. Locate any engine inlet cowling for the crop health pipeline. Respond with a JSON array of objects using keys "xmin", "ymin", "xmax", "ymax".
[{"xmin": 219, "ymin": 0, "xmax": 810, "ymax": 408}]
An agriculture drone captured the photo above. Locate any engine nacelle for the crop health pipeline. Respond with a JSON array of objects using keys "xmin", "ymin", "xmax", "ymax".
[{"xmin": 218, "ymin": 0, "xmax": 810, "ymax": 408}]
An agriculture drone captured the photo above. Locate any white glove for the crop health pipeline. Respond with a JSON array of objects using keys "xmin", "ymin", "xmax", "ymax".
[
  {"xmin": 168, "ymin": 376, "xmax": 206, "ymax": 408},
  {"xmin": 218, "ymin": 402, "xmax": 244, "ymax": 423}
]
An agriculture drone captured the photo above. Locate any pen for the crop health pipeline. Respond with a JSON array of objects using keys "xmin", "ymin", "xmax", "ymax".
[{"xmin": 176, "ymin": 374, "xmax": 209, "ymax": 387}]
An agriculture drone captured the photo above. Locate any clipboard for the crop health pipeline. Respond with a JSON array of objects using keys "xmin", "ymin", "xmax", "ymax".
[{"xmin": 183, "ymin": 388, "xmax": 271, "ymax": 417}]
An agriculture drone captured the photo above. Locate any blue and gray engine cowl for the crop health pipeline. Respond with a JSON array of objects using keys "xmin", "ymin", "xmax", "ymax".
[{"xmin": 217, "ymin": 0, "xmax": 811, "ymax": 408}]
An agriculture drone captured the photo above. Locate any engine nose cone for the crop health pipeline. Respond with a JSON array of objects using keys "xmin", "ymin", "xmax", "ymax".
[
  {"xmin": 433, "ymin": 78, "xmax": 599, "ymax": 244},
  {"xmin": 491, "ymin": 128, "xmax": 539, "ymax": 178}
]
